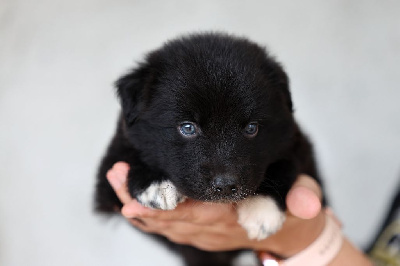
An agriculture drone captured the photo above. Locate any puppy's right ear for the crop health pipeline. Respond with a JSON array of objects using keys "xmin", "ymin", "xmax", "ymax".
[{"xmin": 115, "ymin": 66, "xmax": 150, "ymax": 126}]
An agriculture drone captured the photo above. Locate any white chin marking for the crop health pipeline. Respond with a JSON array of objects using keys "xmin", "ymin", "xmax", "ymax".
[
  {"xmin": 237, "ymin": 195, "xmax": 286, "ymax": 240},
  {"xmin": 136, "ymin": 180, "xmax": 186, "ymax": 210}
]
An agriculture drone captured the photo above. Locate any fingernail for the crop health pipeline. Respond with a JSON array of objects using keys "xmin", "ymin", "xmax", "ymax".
[
  {"xmin": 122, "ymin": 205, "xmax": 139, "ymax": 218},
  {"xmin": 107, "ymin": 171, "xmax": 124, "ymax": 190},
  {"xmin": 122, "ymin": 201, "xmax": 152, "ymax": 218},
  {"xmin": 114, "ymin": 167, "xmax": 129, "ymax": 179}
]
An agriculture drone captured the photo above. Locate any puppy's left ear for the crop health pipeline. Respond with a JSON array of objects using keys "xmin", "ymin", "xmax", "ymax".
[
  {"xmin": 115, "ymin": 65, "xmax": 151, "ymax": 126},
  {"xmin": 275, "ymin": 66, "xmax": 293, "ymax": 112},
  {"xmin": 264, "ymin": 61, "xmax": 293, "ymax": 112}
]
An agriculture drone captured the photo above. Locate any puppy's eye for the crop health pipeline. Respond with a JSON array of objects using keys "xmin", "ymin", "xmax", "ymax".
[
  {"xmin": 244, "ymin": 122, "xmax": 258, "ymax": 136},
  {"xmin": 179, "ymin": 122, "xmax": 197, "ymax": 137}
]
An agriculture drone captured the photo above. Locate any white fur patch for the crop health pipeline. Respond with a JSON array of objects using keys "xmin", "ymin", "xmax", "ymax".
[
  {"xmin": 136, "ymin": 180, "xmax": 186, "ymax": 210},
  {"xmin": 237, "ymin": 195, "xmax": 286, "ymax": 240}
]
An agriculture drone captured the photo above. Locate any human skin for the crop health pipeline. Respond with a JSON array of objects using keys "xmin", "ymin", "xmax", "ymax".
[{"xmin": 106, "ymin": 162, "xmax": 372, "ymax": 265}]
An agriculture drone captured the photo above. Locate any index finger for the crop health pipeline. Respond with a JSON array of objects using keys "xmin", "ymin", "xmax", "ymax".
[
  {"xmin": 106, "ymin": 162, "xmax": 133, "ymax": 204},
  {"xmin": 123, "ymin": 199, "xmax": 237, "ymax": 225}
]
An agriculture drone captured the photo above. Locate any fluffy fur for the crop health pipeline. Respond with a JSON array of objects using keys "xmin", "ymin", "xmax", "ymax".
[{"xmin": 95, "ymin": 33, "xmax": 323, "ymax": 266}]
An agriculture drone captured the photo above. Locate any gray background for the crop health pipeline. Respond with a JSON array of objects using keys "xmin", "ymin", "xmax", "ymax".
[{"xmin": 1, "ymin": 1, "xmax": 399, "ymax": 265}]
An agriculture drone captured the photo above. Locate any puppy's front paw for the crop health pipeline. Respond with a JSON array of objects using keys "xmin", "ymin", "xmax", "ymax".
[
  {"xmin": 136, "ymin": 180, "xmax": 186, "ymax": 210},
  {"xmin": 237, "ymin": 196, "xmax": 286, "ymax": 240}
]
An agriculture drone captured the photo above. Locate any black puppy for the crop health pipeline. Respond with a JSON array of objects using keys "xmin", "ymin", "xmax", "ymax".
[{"xmin": 95, "ymin": 33, "xmax": 322, "ymax": 266}]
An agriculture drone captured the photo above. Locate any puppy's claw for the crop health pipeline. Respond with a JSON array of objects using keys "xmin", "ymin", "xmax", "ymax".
[
  {"xmin": 237, "ymin": 196, "xmax": 286, "ymax": 240},
  {"xmin": 136, "ymin": 180, "xmax": 186, "ymax": 210}
]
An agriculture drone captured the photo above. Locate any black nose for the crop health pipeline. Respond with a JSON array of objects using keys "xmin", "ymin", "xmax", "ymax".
[{"xmin": 212, "ymin": 175, "xmax": 238, "ymax": 195}]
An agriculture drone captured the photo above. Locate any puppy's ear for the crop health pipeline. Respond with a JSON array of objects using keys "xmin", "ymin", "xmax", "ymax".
[
  {"xmin": 264, "ymin": 60, "xmax": 293, "ymax": 112},
  {"xmin": 275, "ymin": 66, "xmax": 293, "ymax": 112},
  {"xmin": 115, "ymin": 65, "xmax": 151, "ymax": 126}
]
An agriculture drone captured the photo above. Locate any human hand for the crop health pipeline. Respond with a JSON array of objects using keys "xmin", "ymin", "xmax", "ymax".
[{"xmin": 106, "ymin": 162, "xmax": 324, "ymax": 257}]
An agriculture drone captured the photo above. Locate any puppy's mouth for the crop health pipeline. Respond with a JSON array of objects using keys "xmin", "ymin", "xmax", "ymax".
[
  {"xmin": 177, "ymin": 173, "xmax": 262, "ymax": 203},
  {"xmin": 192, "ymin": 185, "xmax": 256, "ymax": 203}
]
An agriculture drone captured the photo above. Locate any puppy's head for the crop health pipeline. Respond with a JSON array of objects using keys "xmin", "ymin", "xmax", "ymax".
[{"xmin": 117, "ymin": 33, "xmax": 296, "ymax": 202}]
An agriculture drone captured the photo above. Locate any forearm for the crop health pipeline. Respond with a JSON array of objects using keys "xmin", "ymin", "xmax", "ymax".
[
  {"xmin": 255, "ymin": 213, "xmax": 372, "ymax": 266},
  {"xmin": 329, "ymin": 237, "xmax": 372, "ymax": 266}
]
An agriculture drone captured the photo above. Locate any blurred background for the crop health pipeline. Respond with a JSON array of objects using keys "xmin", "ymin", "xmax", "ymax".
[{"xmin": 1, "ymin": 0, "xmax": 399, "ymax": 265}]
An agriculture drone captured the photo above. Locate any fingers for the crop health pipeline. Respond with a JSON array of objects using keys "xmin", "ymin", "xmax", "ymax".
[
  {"xmin": 106, "ymin": 162, "xmax": 132, "ymax": 204},
  {"xmin": 107, "ymin": 161, "xmax": 322, "ymax": 226},
  {"xmin": 152, "ymin": 201, "xmax": 236, "ymax": 224},
  {"xmin": 106, "ymin": 162, "xmax": 237, "ymax": 225},
  {"xmin": 106, "ymin": 162, "xmax": 153, "ymax": 218},
  {"xmin": 106, "ymin": 162, "xmax": 325, "ymax": 253},
  {"xmin": 122, "ymin": 198, "xmax": 237, "ymax": 225},
  {"xmin": 286, "ymin": 174, "xmax": 322, "ymax": 219},
  {"xmin": 129, "ymin": 216, "xmax": 246, "ymax": 251}
]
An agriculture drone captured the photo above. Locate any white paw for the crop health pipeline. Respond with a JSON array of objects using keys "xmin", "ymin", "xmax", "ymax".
[
  {"xmin": 237, "ymin": 196, "xmax": 286, "ymax": 240},
  {"xmin": 136, "ymin": 180, "xmax": 186, "ymax": 210}
]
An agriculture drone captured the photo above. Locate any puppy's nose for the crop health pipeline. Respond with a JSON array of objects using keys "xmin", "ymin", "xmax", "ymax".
[{"xmin": 212, "ymin": 175, "xmax": 238, "ymax": 195}]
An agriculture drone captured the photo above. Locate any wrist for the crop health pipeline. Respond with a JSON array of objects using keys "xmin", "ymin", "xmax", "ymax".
[
  {"xmin": 328, "ymin": 237, "xmax": 372, "ymax": 266},
  {"xmin": 256, "ymin": 211, "xmax": 344, "ymax": 265},
  {"xmin": 253, "ymin": 211, "xmax": 325, "ymax": 258}
]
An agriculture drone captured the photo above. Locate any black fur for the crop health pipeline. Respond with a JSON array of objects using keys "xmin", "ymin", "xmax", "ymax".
[{"xmin": 95, "ymin": 33, "xmax": 323, "ymax": 265}]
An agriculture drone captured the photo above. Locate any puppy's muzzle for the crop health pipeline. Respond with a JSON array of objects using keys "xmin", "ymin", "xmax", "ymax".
[{"xmin": 212, "ymin": 174, "xmax": 238, "ymax": 196}]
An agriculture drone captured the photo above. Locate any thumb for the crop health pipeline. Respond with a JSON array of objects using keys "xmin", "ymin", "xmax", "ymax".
[
  {"xmin": 286, "ymin": 174, "xmax": 322, "ymax": 219},
  {"xmin": 106, "ymin": 161, "xmax": 133, "ymax": 204}
]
